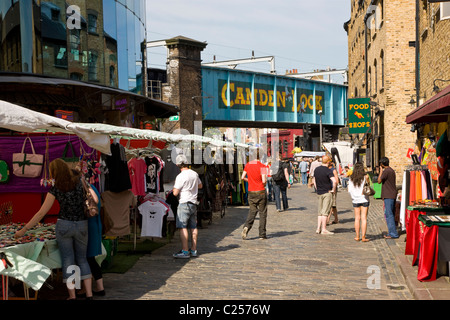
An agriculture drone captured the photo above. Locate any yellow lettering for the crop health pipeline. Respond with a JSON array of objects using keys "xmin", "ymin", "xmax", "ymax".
[
  {"xmin": 245, "ymin": 88, "xmax": 253, "ymax": 105},
  {"xmin": 235, "ymin": 87, "xmax": 246, "ymax": 105},
  {"xmin": 277, "ymin": 91, "xmax": 286, "ymax": 108},
  {"xmin": 221, "ymin": 83, "xmax": 235, "ymax": 107},
  {"xmin": 259, "ymin": 90, "xmax": 268, "ymax": 106},
  {"xmin": 268, "ymin": 90, "xmax": 274, "ymax": 107},
  {"xmin": 316, "ymin": 96, "xmax": 323, "ymax": 110}
]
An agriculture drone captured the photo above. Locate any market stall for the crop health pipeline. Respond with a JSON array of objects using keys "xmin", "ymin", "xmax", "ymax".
[
  {"xmin": 0, "ymin": 100, "xmax": 248, "ymax": 298},
  {"xmin": 403, "ymin": 85, "xmax": 450, "ymax": 282}
]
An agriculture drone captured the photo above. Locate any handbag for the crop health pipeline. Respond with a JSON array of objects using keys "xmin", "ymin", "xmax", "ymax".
[
  {"xmin": 363, "ymin": 177, "xmax": 376, "ymax": 196},
  {"xmin": 61, "ymin": 141, "xmax": 80, "ymax": 170},
  {"xmin": 12, "ymin": 137, "xmax": 44, "ymax": 178},
  {"xmin": 81, "ymin": 178, "xmax": 99, "ymax": 218}
]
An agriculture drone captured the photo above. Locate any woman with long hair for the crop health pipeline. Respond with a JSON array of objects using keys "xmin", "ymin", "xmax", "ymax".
[
  {"xmin": 348, "ymin": 162, "xmax": 370, "ymax": 242},
  {"xmin": 15, "ymin": 158, "xmax": 98, "ymax": 300}
]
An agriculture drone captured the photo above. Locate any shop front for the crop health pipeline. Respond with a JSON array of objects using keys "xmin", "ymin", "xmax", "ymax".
[{"xmin": 401, "ymin": 84, "xmax": 450, "ymax": 282}]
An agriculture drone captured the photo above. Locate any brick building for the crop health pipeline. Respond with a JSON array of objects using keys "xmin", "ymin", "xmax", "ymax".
[
  {"xmin": 344, "ymin": 0, "xmax": 417, "ymax": 183},
  {"xmin": 416, "ymin": 1, "xmax": 450, "ymax": 138}
]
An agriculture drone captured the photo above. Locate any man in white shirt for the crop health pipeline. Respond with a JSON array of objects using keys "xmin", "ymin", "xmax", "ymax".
[{"xmin": 172, "ymin": 154, "xmax": 203, "ymax": 258}]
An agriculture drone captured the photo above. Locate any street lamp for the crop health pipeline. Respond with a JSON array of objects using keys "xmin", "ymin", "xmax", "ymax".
[
  {"xmin": 318, "ymin": 109, "xmax": 323, "ymax": 150},
  {"xmin": 433, "ymin": 79, "xmax": 450, "ymax": 94}
]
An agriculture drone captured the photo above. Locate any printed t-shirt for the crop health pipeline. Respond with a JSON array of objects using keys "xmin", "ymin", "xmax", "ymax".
[
  {"xmin": 138, "ymin": 200, "xmax": 169, "ymax": 238},
  {"xmin": 244, "ymin": 160, "xmax": 266, "ymax": 192}
]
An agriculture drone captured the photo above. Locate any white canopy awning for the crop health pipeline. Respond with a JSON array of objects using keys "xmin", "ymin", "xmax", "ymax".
[{"xmin": 0, "ymin": 100, "xmax": 249, "ymax": 155}]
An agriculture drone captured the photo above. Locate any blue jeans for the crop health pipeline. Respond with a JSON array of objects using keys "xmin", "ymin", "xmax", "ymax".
[
  {"xmin": 341, "ymin": 177, "xmax": 349, "ymax": 188},
  {"xmin": 301, "ymin": 172, "xmax": 308, "ymax": 185},
  {"xmin": 176, "ymin": 202, "xmax": 197, "ymax": 229},
  {"xmin": 384, "ymin": 198, "xmax": 398, "ymax": 238},
  {"xmin": 273, "ymin": 183, "xmax": 288, "ymax": 210},
  {"xmin": 55, "ymin": 219, "xmax": 91, "ymax": 283},
  {"xmin": 266, "ymin": 177, "xmax": 274, "ymax": 201}
]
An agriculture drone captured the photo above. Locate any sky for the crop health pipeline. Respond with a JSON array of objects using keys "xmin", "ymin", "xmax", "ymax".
[{"xmin": 145, "ymin": 0, "xmax": 351, "ymax": 83}]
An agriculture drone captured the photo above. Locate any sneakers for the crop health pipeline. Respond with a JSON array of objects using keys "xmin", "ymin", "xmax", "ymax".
[
  {"xmin": 189, "ymin": 249, "xmax": 198, "ymax": 257},
  {"xmin": 173, "ymin": 250, "xmax": 190, "ymax": 259},
  {"xmin": 241, "ymin": 227, "xmax": 249, "ymax": 240},
  {"xmin": 173, "ymin": 249, "xmax": 198, "ymax": 258}
]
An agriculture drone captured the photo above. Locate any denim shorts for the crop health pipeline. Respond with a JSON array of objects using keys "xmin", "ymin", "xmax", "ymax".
[
  {"xmin": 353, "ymin": 202, "xmax": 370, "ymax": 208},
  {"xmin": 56, "ymin": 219, "xmax": 92, "ymax": 283},
  {"xmin": 176, "ymin": 202, "xmax": 197, "ymax": 229}
]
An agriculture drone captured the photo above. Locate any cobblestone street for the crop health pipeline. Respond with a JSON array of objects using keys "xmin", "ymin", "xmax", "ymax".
[{"xmin": 101, "ymin": 183, "xmax": 414, "ymax": 300}]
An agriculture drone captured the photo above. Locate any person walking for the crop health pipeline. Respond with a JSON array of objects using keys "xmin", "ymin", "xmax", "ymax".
[
  {"xmin": 15, "ymin": 158, "xmax": 97, "ymax": 300},
  {"xmin": 314, "ymin": 155, "xmax": 337, "ymax": 235},
  {"xmin": 299, "ymin": 158, "xmax": 309, "ymax": 185},
  {"xmin": 272, "ymin": 155, "xmax": 291, "ymax": 212},
  {"xmin": 241, "ymin": 156, "xmax": 268, "ymax": 240},
  {"xmin": 172, "ymin": 154, "xmax": 203, "ymax": 258},
  {"xmin": 348, "ymin": 163, "xmax": 370, "ymax": 242},
  {"xmin": 378, "ymin": 157, "xmax": 399, "ymax": 239}
]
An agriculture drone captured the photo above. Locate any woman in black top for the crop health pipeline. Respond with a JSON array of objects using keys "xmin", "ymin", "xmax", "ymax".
[{"xmin": 15, "ymin": 158, "xmax": 98, "ymax": 300}]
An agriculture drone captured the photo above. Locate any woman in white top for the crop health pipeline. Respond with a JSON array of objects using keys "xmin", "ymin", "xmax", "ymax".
[{"xmin": 348, "ymin": 163, "xmax": 370, "ymax": 242}]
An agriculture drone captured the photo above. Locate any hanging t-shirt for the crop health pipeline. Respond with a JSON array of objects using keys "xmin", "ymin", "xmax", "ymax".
[
  {"xmin": 128, "ymin": 157, "xmax": 147, "ymax": 196},
  {"xmin": 138, "ymin": 200, "xmax": 169, "ymax": 238},
  {"xmin": 101, "ymin": 190, "xmax": 136, "ymax": 237},
  {"xmin": 145, "ymin": 156, "xmax": 160, "ymax": 193}
]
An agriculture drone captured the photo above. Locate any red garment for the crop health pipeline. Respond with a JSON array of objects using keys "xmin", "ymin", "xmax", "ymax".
[
  {"xmin": 417, "ymin": 224, "xmax": 439, "ymax": 282},
  {"xmin": 409, "ymin": 171, "xmax": 416, "ymax": 205},
  {"xmin": 405, "ymin": 209, "xmax": 420, "ymax": 257},
  {"xmin": 244, "ymin": 160, "xmax": 266, "ymax": 192},
  {"xmin": 128, "ymin": 157, "xmax": 147, "ymax": 196}
]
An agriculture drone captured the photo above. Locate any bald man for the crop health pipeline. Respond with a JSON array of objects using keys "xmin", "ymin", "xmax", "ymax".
[{"xmin": 313, "ymin": 155, "xmax": 337, "ymax": 235}]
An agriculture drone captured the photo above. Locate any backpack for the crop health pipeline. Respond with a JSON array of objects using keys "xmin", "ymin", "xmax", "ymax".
[{"xmin": 272, "ymin": 163, "xmax": 286, "ymax": 182}]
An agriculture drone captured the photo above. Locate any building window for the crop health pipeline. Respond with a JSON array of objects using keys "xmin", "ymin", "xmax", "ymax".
[
  {"xmin": 55, "ymin": 46, "xmax": 67, "ymax": 67},
  {"xmin": 88, "ymin": 14, "xmax": 98, "ymax": 34},
  {"xmin": 88, "ymin": 50, "xmax": 98, "ymax": 81},
  {"xmin": 70, "ymin": 72, "xmax": 83, "ymax": 81},
  {"xmin": 368, "ymin": 66, "xmax": 372, "ymax": 96},
  {"xmin": 441, "ymin": 2, "xmax": 450, "ymax": 20}
]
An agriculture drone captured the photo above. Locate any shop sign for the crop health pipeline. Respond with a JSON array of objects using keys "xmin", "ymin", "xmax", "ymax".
[
  {"xmin": 219, "ymin": 80, "xmax": 325, "ymax": 114},
  {"xmin": 347, "ymin": 98, "xmax": 371, "ymax": 134}
]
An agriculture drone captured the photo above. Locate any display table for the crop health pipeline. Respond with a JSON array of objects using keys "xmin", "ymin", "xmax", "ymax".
[
  {"xmin": 404, "ymin": 205, "xmax": 450, "ymax": 282},
  {"xmin": 0, "ymin": 224, "xmax": 106, "ymax": 299}
]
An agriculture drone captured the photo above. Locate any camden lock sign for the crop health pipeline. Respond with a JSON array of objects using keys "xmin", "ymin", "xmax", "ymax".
[
  {"xmin": 347, "ymin": 98, "xmax": 371, "ymax": 134},
  {"xmin": 219, "ymin": 80, "xmax": 325, "ymax": 114}
]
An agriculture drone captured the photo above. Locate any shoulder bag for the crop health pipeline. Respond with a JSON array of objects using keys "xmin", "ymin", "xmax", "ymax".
[
  {"xmin": 362, "ymin": 176, "xmax": 376, "ymax": 196},
  {"xmin": 12, "ymin": 137, "xmax": 44, "ymax": 178},
  {"xmin": 81, "ymin": 178, "xmax": 99, "ymax": 218}
]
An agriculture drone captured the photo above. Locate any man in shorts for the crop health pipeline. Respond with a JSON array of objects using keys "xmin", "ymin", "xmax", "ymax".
[
  {"xmin": 314, "ymin": 155, "xmax": 337, "ymax": 235},
  {"xmin": 172, "ymin": 155, "xmax": 203, "ymax": 258}
]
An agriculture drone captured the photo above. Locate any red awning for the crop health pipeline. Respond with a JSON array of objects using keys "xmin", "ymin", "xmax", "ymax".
[{"xmin": 406, "ymin": 84, "xmax": 450, "ymax": 124}]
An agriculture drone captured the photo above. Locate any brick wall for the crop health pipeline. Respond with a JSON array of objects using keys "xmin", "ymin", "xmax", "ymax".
[{"xmin": 346, "ymin": 0, "xmax": 417, "ymax": 184}]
